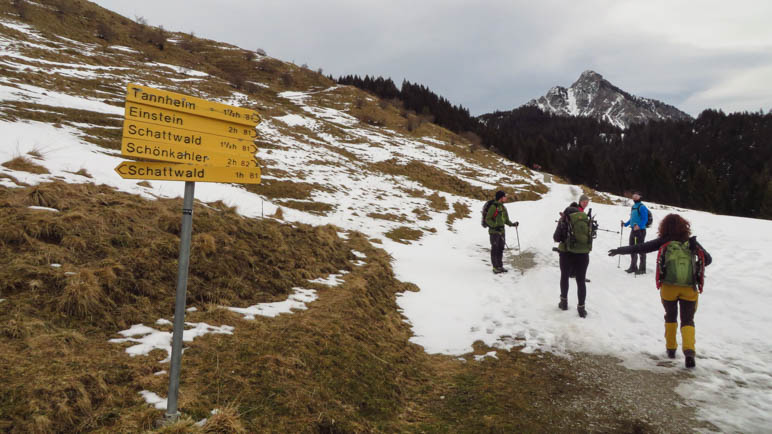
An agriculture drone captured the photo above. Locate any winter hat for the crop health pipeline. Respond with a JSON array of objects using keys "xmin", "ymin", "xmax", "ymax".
[
  {"xmin": 579, "ymin": 194, "xmax": 590, "ymax": 203},
  {"xmin": 495, "ymin": 190, "xmax": 506, "ymax": 201}
]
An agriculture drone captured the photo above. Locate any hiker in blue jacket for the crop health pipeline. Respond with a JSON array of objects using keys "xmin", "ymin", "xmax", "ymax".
[{"xmin": 621, "ymin": 191, "xmax": 649, "ymax": 274}]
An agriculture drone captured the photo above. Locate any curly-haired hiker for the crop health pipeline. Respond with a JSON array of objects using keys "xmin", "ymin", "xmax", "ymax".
[{"xmin": 608, "ymin": 213, "xmax": 712, "ymax": 368}]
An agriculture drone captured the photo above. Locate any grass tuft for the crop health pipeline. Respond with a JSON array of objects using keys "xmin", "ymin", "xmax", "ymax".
[
  {"xmin": 2, "ymin": 156, "xmax": 49, "ymax": 174},
  {"xmin": 203, "ymin": 404, "xmax": 246, "ymax": 433},
  {"xmin": 384, "ymin": 226, "xmax": 423, "ymax": 244}
]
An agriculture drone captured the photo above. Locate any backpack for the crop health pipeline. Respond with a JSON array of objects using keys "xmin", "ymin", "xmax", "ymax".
[
  {"xmin": 481, "ymin": 200, "xmax": 497, "ymax": 228},
  {"xmin": 565, "ymin": 211, "xmax": 596, "ymax": 253},
  {"xmin": 656, "ymin": 241, "xmax": 706, "ymax": 293},
  {"xmin": 636, "ymin": 204, "xmax": 653, "ymax": 228}
]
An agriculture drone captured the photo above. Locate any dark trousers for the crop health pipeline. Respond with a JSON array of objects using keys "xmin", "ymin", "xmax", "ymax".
[
  {"xmin": 490, "ymin": 232, "xmax": 505, "ymax": 268},
  {"xmin": 662, "ymin": 299, "xmax": 696, "ymax": 327},
  {"xmin": 559, "ymin": 252, "xmax": 589, "ymax": 305},
  {"xmin": 629, "ymin": 229, "xmax": 647, "ymax": 270}
]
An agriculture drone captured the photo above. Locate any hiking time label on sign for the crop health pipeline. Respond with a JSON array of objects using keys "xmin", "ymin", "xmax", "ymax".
[
  {"xmin": 126, "ymin": 83, "xmax": 261, "ymax": 127},
  {"xmin": 125, "ymin": 102, "xmax": 258, "ymax": 140},
  {"xmin": 122, "ymin": 120, "xmax": 258, "ymax": 156},
  {"xmin": 115, "ymin": 161, "xmax": 261, "ymax": 184},
  {"xmin": 121, "ymin": 138, "xmax": 260, "ymax": 168}
]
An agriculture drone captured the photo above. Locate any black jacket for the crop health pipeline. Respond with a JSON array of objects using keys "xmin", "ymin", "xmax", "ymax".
[{"xmin": 613, "ymin": 236, "xmax": 713, "ymax": 266}]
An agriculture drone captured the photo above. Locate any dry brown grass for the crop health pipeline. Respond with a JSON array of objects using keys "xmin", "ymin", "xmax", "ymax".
[
  {"xmin": 276, "ymin": 200, "xmax": 335, "ymax": 215},
  {"xmin": 2, "ymin": 156, "xmax": 49, "ymax": 174},
  {"xmin": 243, "ymin": 179, "xmax": 330, "ymax": 201},
  {"xmin": 384, "ymin": 226, "xmax": 423, "ymax": 244},
  {"xmin": 447, "ymin": 201, "xmax": 471, "ymax": 228},
  {"xmin": 374, "ymin": 159, "xmax": 491, "ymax": 201},
  {"xmin": 367, "ymin": 211, "xmax": 408, "ymax": 223}
]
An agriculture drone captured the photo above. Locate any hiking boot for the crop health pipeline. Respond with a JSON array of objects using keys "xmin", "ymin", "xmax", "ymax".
[
  {"xmin": 685, "ymin": 355, "xmax": 696, "ymax": 368},
  {"xmin": 498, "ymin": 267, "xmax": 509, "ymax": 273},
  {"xmin": 577, "ymin": 305, "xmax": 587, "ymax": 318},
  {"xmin": 492, "ymin": 267, "xmax": 503, "ymax": 274},
  {"xmin": 635, "ymin": 269, "xmax": 646, "ymax": 275},
  {"xmin": 667, "ymin": 349, "xmax": 676, "ymax": 359},
  {"xmin": 625, "ymin": 266, "xmax": 638, "ymax": 273},
  {"xmin": 558, "ymin": 298, "xmax": 568, "ymax": 311}
]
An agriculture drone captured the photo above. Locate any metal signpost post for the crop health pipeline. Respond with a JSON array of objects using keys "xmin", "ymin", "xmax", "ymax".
[
  {"xmin": 114, "ymin": 84, "xmax": 262, "ymax": 422},
  {"xmin": 165, "ymin": 180, "xmax": 195, "ymax": 420}
]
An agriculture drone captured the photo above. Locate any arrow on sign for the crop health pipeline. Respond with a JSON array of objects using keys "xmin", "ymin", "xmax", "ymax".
[
  {"xmin": 122, "ymin": 120, "xmax": 258, "ymax": 156},
  {"xmin": 115, "ymin": 161, "xmax": 261, "ymax": 184},
  {"xmin": 127, "ymin": 83, "xmax": 261, "ymax": 127},
  {"xmin": 125, "ymin": 102, "xmax": 258, "ymax": 140},
  {"xmin": 121, "ymin": 138, "xmax": 259, "ymax": 168}
]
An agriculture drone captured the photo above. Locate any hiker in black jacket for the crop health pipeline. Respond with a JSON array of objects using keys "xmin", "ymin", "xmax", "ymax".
[{"xmin": 608, "ymin": 213, "xmax": 712, "ymax": 368}]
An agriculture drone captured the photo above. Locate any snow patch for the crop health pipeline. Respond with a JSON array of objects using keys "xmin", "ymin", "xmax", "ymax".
[{"xmin": 227, "ymin": 288, "xmax": 318, "ymax": 319}]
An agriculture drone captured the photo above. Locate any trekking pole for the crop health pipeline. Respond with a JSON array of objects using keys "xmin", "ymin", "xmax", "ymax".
[
  {"xmin": 597, "ymin": 228, "xmax": 620, "ymax": 234},
  {"xmin": 617, "ymin": 223, "xmax": 623, "ymax": 268},
  {"xmin": 514, "ymin": 226, "xmax": 521, "ymax": 253}
]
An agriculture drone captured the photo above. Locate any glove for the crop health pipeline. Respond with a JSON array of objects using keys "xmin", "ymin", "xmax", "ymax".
[
  {"xmin": 514, "ymin": 221, "xmax": 519, "ymax": 227},
  {"xmin": 608, "ymin": 249, "xmax": 619, "ymax": 257},
  {"xmin": 620, "ymin": 220, "xmax": 625, "ymax": 227}
]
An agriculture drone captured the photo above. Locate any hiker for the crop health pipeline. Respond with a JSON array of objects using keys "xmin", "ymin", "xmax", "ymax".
[
  {"xmin": 621, "ymin": 191, "xmax": 650, "ymax": 274},
  {"xmin": 578, "ymin": 194, "xmax": 589, "ymax": 212},
  {"xmin": 485, "ymin": 190, "xmax": 519, "ymax": 274},
  {"xmin": 608, "ymin": 213, "xmax": 712, "ymax": 368},
  {"xmin": 553, "ymin": 196, "xmax": 596, "ymax": 318}
]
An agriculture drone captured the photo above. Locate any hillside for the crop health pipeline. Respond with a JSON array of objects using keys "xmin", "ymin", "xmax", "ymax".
[{"xmin": 1, "ymin": 1, "xmax": 771, "ymax": 433}]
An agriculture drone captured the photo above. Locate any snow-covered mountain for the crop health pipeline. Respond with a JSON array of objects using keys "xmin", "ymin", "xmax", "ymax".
[{"xmin": 526, "ymin": 70, "xmax": 693, "ymax": 129}]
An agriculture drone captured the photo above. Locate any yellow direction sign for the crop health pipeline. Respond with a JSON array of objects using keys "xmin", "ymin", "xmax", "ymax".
[
  {"xmin": 125, "ymin": 102, "xmax": 257, "ymax": 140},
  {"xmin": 126, "ymin": 83, "xmax": 261, "ymax": 127},
  {"xmin": 115, "ymin": 161, "xmax": 261, "ymax": 184},
  {"xmin": 122, "ymin": 120, "xmax": 257, "ymax": 156},
  {"xmin": 121, "ymin": 138, "xmax": 260, "ymax": 168}
]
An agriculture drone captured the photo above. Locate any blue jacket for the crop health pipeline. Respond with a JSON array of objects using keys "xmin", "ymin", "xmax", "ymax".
[{"xmin": 624, "ymin": 202, "xmax": 649, "ymax": 229}]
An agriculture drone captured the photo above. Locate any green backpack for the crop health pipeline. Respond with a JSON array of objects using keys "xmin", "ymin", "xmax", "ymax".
[
  {"xmin": 658, "ymin": 241, "xmax": 694, "ymax": 286},
  {"xmin": 566, "ymin": 212, "xmax": 593, "ymax": 254}
]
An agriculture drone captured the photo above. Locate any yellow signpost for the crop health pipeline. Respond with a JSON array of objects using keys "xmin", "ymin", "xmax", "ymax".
[
  {"xmin": 126, "ymin": 83, "xmax": 261, "ymax": 127},
  {"xmin": 122, "ymin": 120, "xmax": 257, "ymax": 155},
  {"xmin": 115, "ymin": 84, "xmax": 264, "ymax": 421},
  {"xmin": 121, "ymin": 138, "xmax": 259, "ymax": 168},
  {"xmin": 125, "ymin": 102, "xmax": 258, "ymax": 140},
  {"xmin": 115, "ymin": 161, "xmax": 261, "ymax": 184}
]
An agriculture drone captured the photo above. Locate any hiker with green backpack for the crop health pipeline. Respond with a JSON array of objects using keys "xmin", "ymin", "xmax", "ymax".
[
  {"xmin": 483, "ymin": 191, "xmax": 519, "ymax": 274},
  {"xmin": 553, "ymin": 195, "xmax": 597, "ymax": 318},
  {"xmin": 608, "ymin": 213, "xmax": 712, "ymax": 368}
]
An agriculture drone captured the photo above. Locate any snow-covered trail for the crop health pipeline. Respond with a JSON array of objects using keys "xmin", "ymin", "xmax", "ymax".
[{"xmin": 395, "ymin": 182, "xmax": 772, "ymax": 433}]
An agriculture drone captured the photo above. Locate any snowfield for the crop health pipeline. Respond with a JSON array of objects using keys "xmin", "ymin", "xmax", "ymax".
[{"xmin": 1, "ymin": 16, "xmax": 771, "ymax": 432}]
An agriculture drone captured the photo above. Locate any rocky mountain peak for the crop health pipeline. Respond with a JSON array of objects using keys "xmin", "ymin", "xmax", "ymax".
[{"xmin": 526, "ymin": 70, "xmax": 692, "ymax": 129}]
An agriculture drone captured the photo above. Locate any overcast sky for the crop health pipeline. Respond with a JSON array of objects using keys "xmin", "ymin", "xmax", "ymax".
[{"xmin": 92, "ymin": 0, "xmax": 772, "ymax": 117}]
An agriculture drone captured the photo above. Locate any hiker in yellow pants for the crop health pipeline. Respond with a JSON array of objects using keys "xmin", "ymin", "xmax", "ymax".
[
  {"xmin": 608, "ymin": 213, "xmax": 711, "ymax": 368},
  {"xmin": 661, "ymin": 284, "xmax": 697, "ymax": 361}
]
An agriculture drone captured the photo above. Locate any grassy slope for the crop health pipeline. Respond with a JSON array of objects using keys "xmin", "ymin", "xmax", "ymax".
[
  {"xmin": 0, "ymin": 182, "xmax": 652, "ymax": 433},
  {"xmin": 0, "ymin": 1, "xmax": 659, "ymax": 432}
]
